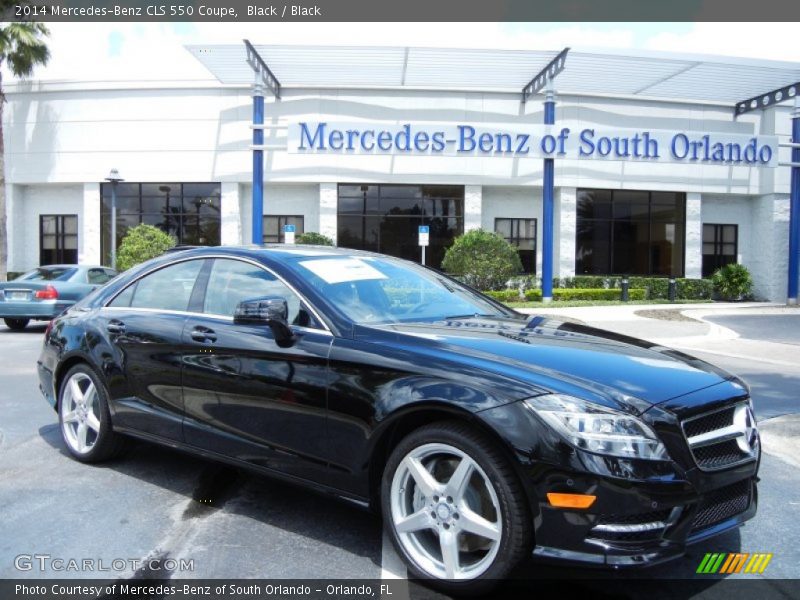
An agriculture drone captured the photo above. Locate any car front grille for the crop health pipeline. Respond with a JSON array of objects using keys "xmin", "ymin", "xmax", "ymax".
[
  {"xmin": 691, "ymin": 480, "xmax": 752, "ymax": 532},
  {"xmin": 681, "ymin": 402, "xmax": 758, "ymax": 471}
]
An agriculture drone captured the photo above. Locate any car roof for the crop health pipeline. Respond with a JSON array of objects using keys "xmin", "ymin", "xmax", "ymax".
[{"xmin": 166, "ymin": 244, "xmax": 386, "ymax": 262}]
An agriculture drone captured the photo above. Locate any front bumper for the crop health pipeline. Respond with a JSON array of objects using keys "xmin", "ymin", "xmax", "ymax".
[
  {"xmin": 478, "ymin": 396, "xmax": 760, "ymax": 569},
  {"xmin": 530, "ymin": 470, "xmax": 758, "ymax": 568}
]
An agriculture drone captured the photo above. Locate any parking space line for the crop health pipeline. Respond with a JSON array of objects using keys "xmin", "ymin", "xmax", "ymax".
[{"xmin": 380, "ymin": 529, "xmax": 409, "ymax": 600}]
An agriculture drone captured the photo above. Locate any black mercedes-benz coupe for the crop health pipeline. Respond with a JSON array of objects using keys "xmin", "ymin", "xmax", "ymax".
[{"xmin": 37, "ymin": 245, "xmax": 759, "ymax": 590}]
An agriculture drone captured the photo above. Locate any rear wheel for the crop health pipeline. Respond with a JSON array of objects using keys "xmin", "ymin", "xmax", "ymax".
[
  {"xmin": 381, "ymin": 421, "xmax": 531, "ymax": 593},
  {"xmin": 4, "ymin": 318, "xmax": 29, "ymax": 330},
  {"xmin": 58, "ymin": 364, "xmax": 127, "ymax": 462}
]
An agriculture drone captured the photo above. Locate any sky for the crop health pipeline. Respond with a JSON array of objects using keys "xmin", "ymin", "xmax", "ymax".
[{"xmin": 11, "ymin": 22, "xmax": 800, "ymax": 82}]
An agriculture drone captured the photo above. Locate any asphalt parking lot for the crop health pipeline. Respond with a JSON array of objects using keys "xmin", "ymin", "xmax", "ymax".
[{"xmin": 1, "ymin": 309, "xmax": 799, "ymax": 596}]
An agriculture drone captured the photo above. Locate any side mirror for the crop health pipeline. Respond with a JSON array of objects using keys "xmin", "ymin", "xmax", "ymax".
[{"xmin": 233, "ymin": 296, "xmax": 296, "ymax": 347}]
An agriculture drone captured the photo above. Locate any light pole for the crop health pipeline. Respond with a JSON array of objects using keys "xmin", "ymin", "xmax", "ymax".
[{"xmin": 105, "ymin": 168, "xmax": 124, "ymax": 269}]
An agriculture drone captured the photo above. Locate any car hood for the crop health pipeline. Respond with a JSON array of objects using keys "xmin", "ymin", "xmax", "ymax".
[{"xmin": 361, "ymin": 315, "xmax": 737, "ymax": 412}]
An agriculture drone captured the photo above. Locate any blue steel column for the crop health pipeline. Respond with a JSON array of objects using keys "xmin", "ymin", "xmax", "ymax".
[
  {"xmin": 789, "ymin": 100, "xmax": 800, "ymax": 304},
  {"xmin": 252, "ymin": 80, "xmax": 265, "ymax": 244},
  {"xmin": 541, "ymin": 86, "xmax": 556, "ymax": 302}
]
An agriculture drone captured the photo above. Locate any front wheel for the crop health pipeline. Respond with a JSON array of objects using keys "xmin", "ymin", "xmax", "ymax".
[
  {"xmin": 4, "ymin": 318, "xmax": 29, "ymax": 330},
  {"xmin": 58, "ymin": 364, "xmax": 127, "ymax": 462},
  {"xmin": 381, "ymin": 421, "xmax": 531, "ymax": 593}
]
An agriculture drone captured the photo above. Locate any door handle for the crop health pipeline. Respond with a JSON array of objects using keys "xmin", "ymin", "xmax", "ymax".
[
  {"xmin": 190, "ymin": 326, "xmax": 217, "ymax": 343},
  {"xmin": 107, "ymin": 320, "xmax": 126, "ymax": 334}
]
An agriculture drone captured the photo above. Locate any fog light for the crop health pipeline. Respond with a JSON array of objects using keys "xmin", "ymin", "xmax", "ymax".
[{"xmin": 547, "ymin": 492, "xmax": 597, "ymax": 509}]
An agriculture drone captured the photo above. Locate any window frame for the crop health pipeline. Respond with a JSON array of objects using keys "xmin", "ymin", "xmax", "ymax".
[
  {"xmin": 702, "ymin": 223, "xmax": 739, "ymax": 278},
  {"xmin": 40, "ymin": 214, "xmax": 79, "ymax": 266},
  {"xmin": 494, "ymin": 217, "xmax": 537, "ymax": 274},
  {"xmin": 262, "ymin": 215, "xmax": 305, "ymax": 244},
  {"xmin": 575, "ymin": 189, "xmax": 686, "ymax": 277}
]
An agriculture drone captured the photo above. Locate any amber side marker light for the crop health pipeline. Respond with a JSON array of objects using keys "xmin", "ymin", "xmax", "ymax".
[{"xmin": 547, "ymin": 493, "xmax": 597, "ymax": 509}]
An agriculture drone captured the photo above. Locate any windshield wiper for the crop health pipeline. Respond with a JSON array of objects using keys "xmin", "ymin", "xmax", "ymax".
[{"xmin": 444, "ymin": 313, "xmax": 496, "ymax": 320}]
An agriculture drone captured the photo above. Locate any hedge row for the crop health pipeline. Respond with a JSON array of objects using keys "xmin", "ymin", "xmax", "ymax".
[
  {"xmin": 504, "ymin": 275, "xmax": 714, "ymax": 300},
  {"xmin": 484, "ymin": 288, "xmax": 646, "ymax": 302}
]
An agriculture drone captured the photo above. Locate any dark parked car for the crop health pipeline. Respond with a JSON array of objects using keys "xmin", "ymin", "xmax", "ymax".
[
  {"xmin": 37, "ymin": 246, "xmax": 759, "ymax": 591},
  {"xmin": 1, "ymin": 265, "xmax": 117, "ymax": 330}
]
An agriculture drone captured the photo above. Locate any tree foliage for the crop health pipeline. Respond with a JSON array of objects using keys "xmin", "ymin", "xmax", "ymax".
[
  {"xmin": 441, "ymin": 229, "xmax": 522, "ymax": 291},
  {"xmin": 116, "ymin": 224, "xmax": 176, "ymax": 271},
  {"xmin": 296, "ymin": 231, "xmax": 334, "ymax": 246}
]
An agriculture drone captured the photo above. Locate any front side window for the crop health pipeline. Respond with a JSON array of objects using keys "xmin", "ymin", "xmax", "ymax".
[
  {"xmin": 40, "ymin": 215, "xmax": 78, "ymax": 265},
  {"xmin": 203, "ymin": 259, "xmax": 318, "ymax": 328},
  {"xmin": 263, "ymin": 216, "xmax": 305, "ymax": 243},
  {"xmin": 495, "ymin": 218, "xmax": 537, "ymax": 274},
  {"xmin": 109, "ymin": 260, "xmax": 203, "ymax": 311}
]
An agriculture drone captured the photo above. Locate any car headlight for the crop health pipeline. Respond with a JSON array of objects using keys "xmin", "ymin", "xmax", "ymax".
[{"xmin": 524, "ymin": 394, "xmax": 669, "ymax": 461}]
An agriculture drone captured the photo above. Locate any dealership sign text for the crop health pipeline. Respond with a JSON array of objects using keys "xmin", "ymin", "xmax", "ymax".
[{"xmin": 288, "ymin": 122, "xmax": 778, "ymax": 167}]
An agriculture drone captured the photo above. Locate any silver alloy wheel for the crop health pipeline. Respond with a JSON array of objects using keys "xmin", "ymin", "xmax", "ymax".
[
  {"xmin": 60, "ymin": 372, "xmax": 101, "ymax": 455},
  {"xmin": 390, "ymin": 443, "xmax": 502, "ymax": 580}
]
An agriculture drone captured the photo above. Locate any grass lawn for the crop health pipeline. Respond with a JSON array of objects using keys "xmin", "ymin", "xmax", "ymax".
[{"xmin": 506, "ymin": 299, "xmax": 714, "ymax": 309}]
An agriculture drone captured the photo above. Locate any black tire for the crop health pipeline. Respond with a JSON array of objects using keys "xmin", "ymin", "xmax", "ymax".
[
  {"xmin": 381, "ymin": 420, "xmax": 532, "ymax": 594},
  {"xmin": 57, "ymin": 364, "xmax": 128, "ymax": 463},
  {"xmin": 4, "ymin": 318, "xmax": 29, "ymax": 330}
]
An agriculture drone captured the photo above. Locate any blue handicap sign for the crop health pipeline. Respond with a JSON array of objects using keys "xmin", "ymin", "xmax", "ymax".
[
  {"xmin": 418, "ymin": 226, "xmax": 429, "ymax": 234},
  {"xmin": 284, "ymin": 224, "xmax": 296, "ymax": 233}
]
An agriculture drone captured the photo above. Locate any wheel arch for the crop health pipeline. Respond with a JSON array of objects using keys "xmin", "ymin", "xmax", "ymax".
[{"xmin": 366, "ymin": 401, "xmax": 532, "ymax": 514}]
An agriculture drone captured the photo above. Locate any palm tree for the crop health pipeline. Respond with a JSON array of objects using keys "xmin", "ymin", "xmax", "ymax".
[{"xmin": 0, "ymin": 21, "xmax": 50, "ymax": 281}]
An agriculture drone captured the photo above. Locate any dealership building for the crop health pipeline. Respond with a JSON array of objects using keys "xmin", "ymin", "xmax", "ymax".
[{"xmin": 4, "ymin": 45, "xmax": 799, "ymax": 300}]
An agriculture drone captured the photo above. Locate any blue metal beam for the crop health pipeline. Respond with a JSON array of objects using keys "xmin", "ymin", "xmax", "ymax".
[
  {"xmin": 243, "ymin": 40, "xmax": 281, "ymax": 245},
  {"xmin": 522, "ymin": 48, "xmax": 569, "ymax": 104},
  {"xmin": 252, "ymin": 90, "xmax": 264, "ymax": 245},
  {"xmin": 789, "ymin": 106, "xmax": 800, "ymax": 303},
  {"xmin": 541, "ymin": 90, "xmax": 556, "ymax": 302},
  {"xmin": 735, "ymin": 82, "xmax": 798, "ymax": 118}
]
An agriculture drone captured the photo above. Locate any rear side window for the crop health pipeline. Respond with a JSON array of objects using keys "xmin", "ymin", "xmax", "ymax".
[
  {"xmin": 20, "ymin": 267, "xmax": 77, "ymax": 281},
  {"xmin": 109, "ymin": 260, "xmax": 203, "ymax": 312},
  {"xmin": 87, "ymin": 268, "xmax": 114, "ymax": 285}
]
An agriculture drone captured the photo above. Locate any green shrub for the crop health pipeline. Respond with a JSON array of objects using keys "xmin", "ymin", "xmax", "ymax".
[
  {"xmin": 442, "ymin": 229, "xmax": 522, "ymax": 291},
  {"xmin": 712, "ymin": 263, "xmax": 753, "ymax": 301},
  {"xmin": 116, "ymin": 224, "xmax": 176, "ymax": 271},
  {"xmin": 483, "ymin": 289, "xmax": 524, "ymax": 302},
  {"xmin": 518, "ymin": 288, "xmax": 645, "ymax": 302},
  {"xmin": 558, "ymin": 276, "xmax": 711, "ymax": 300},
  {"xmin": 296, "ymin": 232, "xmax": 334, "ymax": 246}
]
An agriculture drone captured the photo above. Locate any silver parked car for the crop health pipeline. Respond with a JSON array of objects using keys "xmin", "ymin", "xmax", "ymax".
[{"xmin": 0, "ymin": 265, "xmax": 117, "ymax": 330}]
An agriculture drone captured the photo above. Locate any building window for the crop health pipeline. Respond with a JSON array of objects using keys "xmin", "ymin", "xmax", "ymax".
[
  {"xmin": 702, "ymin": 224, "xmax": 738, "ymax": 277},
  {"xmin": 100, "ymin": 183, "xmax": 221, "ymax": 266},
  {"xmin": 495, "ymin": 218, "xmax": 537, "ymax": 274},
  {"xmin": 263, "ymin": 215, "xmax": 305, "ymax": 243},
  {"xmin": 575, "ymin": 189, "xmax": 686, "ymax": 277},
  {"xmin": 337, "ymin": 184, "xmax": 464, "ymax": 269},
  {"xmin": 40, "ymin": 215, "xmax": 78, "ymax": 265}
]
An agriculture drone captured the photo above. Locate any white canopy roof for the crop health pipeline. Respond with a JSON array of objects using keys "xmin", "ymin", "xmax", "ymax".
[{"xmin": 186, "ymin": 43, "xmax": 800, "ymax": 106}]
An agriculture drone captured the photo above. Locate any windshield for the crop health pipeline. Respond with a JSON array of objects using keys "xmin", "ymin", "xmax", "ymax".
[
  {"xmin": 18, "ymin": 267, "xmax": 77, "ymax": 281},
  {"xmin": 293, "ymin": 255, "xmax": 514, "ymax": 324}
]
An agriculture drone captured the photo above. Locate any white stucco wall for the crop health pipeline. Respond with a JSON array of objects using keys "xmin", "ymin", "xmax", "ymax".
[
  {"xmin": 9, "ymin": 184, "xmax": 84, "ymax": 272},
  {"xmin": 701, "ymin": 194, "xmax": 753, "ymax": 269},
  {"xmin": 482, "ymin": 186, "xmax": 543, "ymax": 275},
  {"xmin": 239, "ymin": 183, "xmax": 320, "ymax": 243},
  {"xmin": 734, "ymin": 194, "xmax": 790, "ymax": 301}
]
